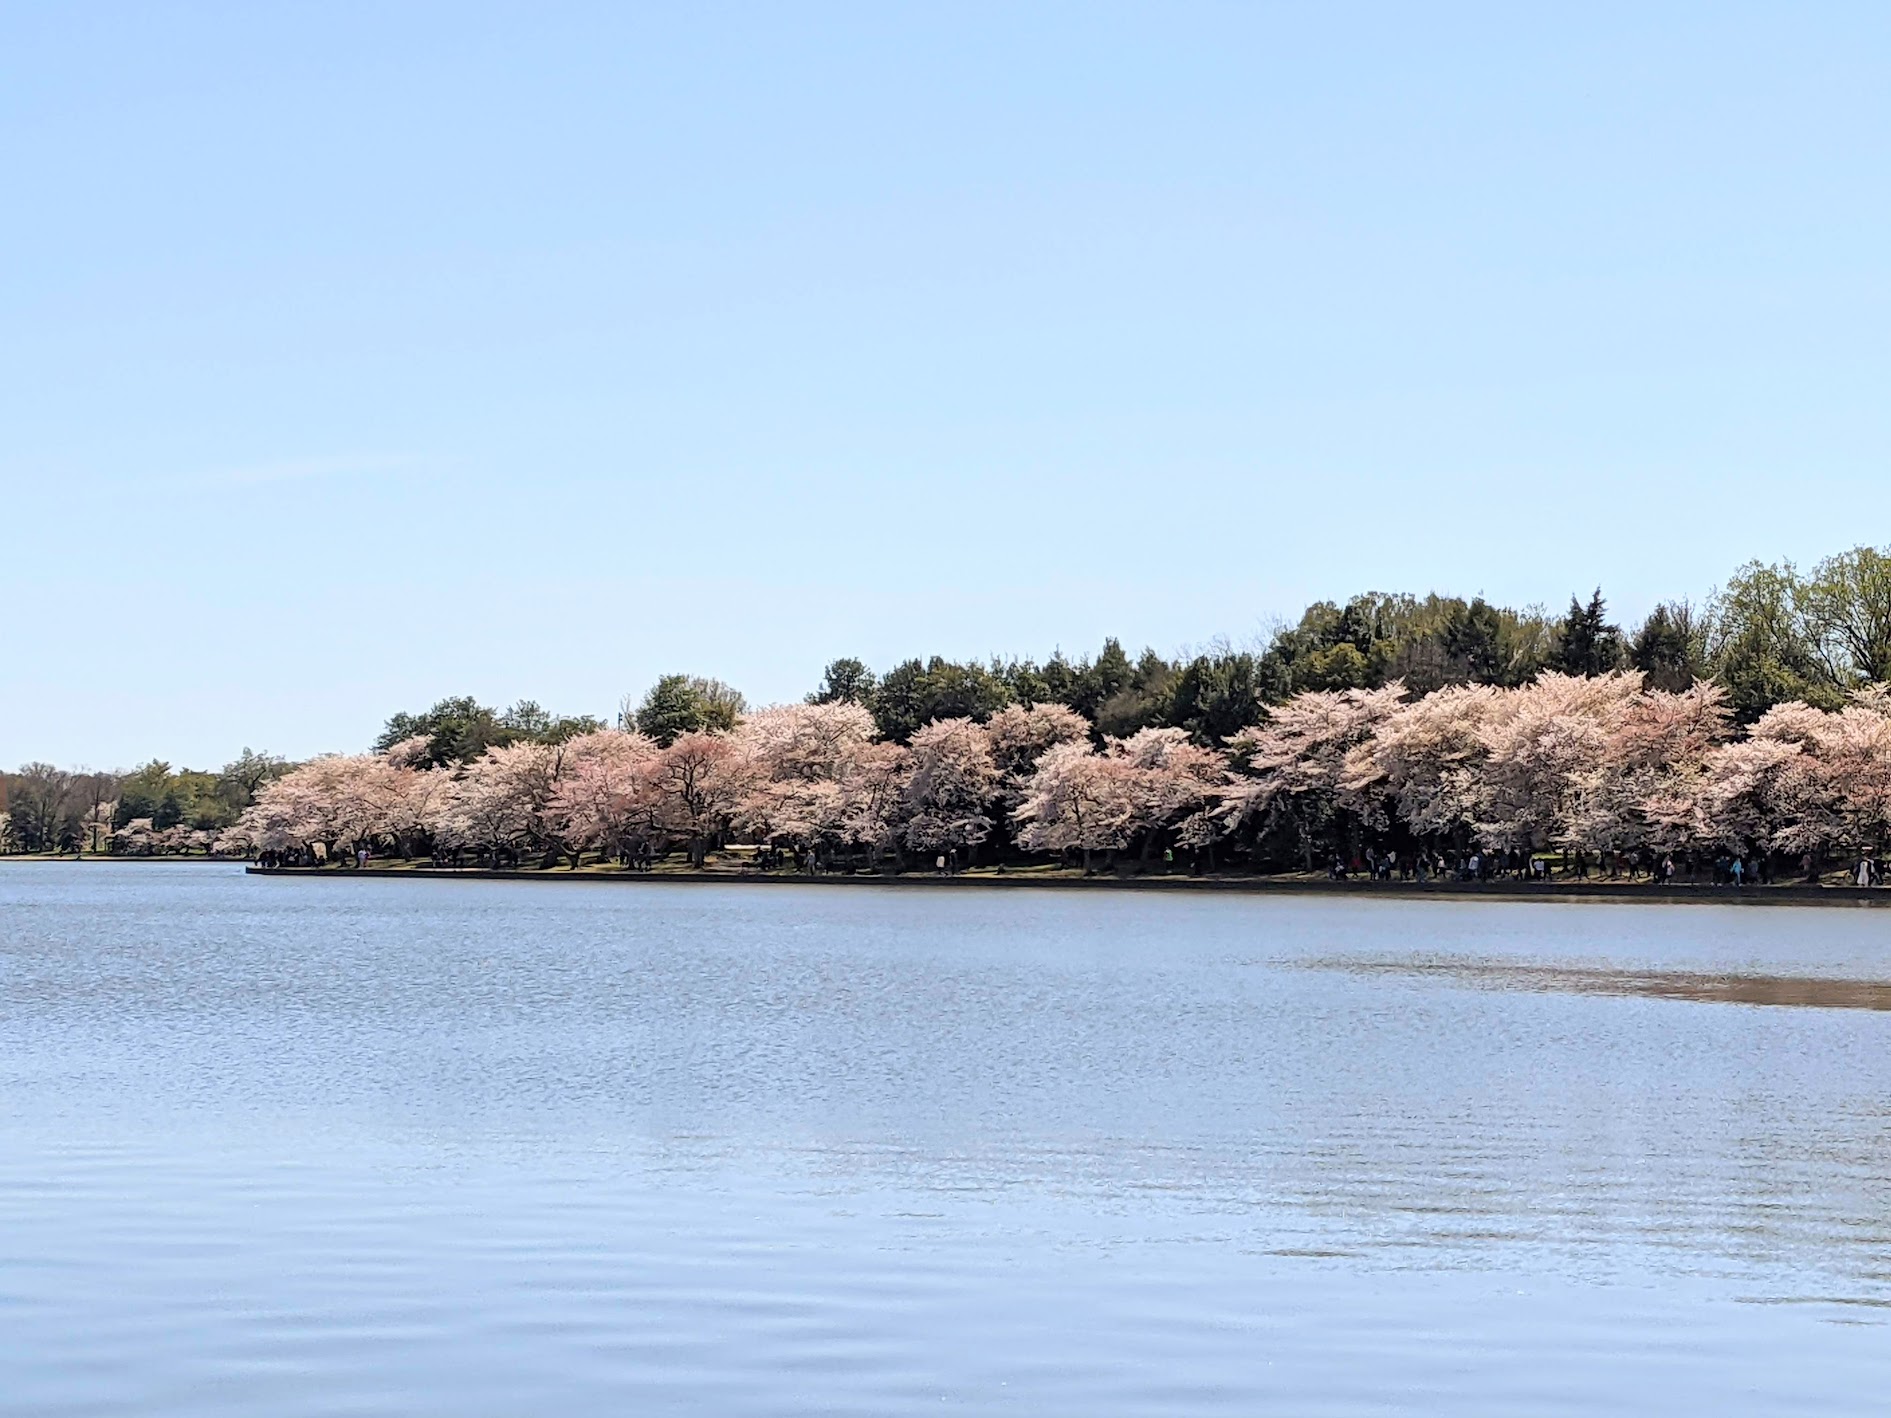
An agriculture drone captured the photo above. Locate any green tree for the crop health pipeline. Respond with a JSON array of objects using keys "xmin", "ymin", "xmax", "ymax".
[
  {"xmin": 995, "ymin": 656, "xmax": 1053, "ymax": 707},
  {"xmin": 115, "ymin": 760, "xmax": 188, "ymax": 829},
  {"xmin": 1094, "ymin": 648, "xmax": 1176, "ymax": 737},
  {"xmin": 8, "ymin": 763, "xmax": 80, "ymax": 852},
  {"xmin": 1168, "ymin": 649, "xmax": 1265, "ymax": 743},
  {"xmin": 374, "ymin": 696, "xmax": 602, "ymax": 764},
  {"xmin": 1035, "ymin": 653, "xmax": 1081, "ymax": 706},
  {"xmin": 1553, "ymin": 588, "xmax": 1625, "ymax": 676},
  {"xmin": 1298, "ymin": 641, "xmax": 1373, "ymax": 691},
  {"xmin": 217, "ymin": 748, "xmax": 289, "ymax": 813},
  {"xmin": 630, "ymin": 675, "xmax": 746, "ymax": 745},
  {"xmin": 868, "ymin": 657, "xmax": 1011, "ymax": 742},
  {"xmin": 376, "ymin": 696, "xmax": 516, "ymax": 767},
  {"xmin": 1262, "ymin": 596, "xmax": 1409, "ymax": 695},
  {"xmin": 868, "ymin": 659, "xmax": 932, "ymax": 742},
  {"xmin": 1066, "ymin": 638, "xmax": 1134, "ymax": 721},
  {"xmin": 808, "ymin": 657, "xmax": 877, "ymax": 705},
  {"xmin": 1801, "ymin": 545, "xmax": 1891, "ymax": 686},
  {"xmin": 1630, "ymin": 601, "xmax": 1708, "ymax": 691},
  {"xmin": 1708, "ymin": 561, "xmax": 1842, "ymax": 718},
  {"xmin": 1440, "ymin": 597, "xmax": 1504, "ymax": 682},
  {"xmin": 499, "ymin": 700, "xmax": 604, "ymax": 744}
]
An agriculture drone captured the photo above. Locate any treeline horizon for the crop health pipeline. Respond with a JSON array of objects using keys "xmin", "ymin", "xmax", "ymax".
[{"xmin": 6, "ymin": 544, "xmax": 1891, "ymax": 858}]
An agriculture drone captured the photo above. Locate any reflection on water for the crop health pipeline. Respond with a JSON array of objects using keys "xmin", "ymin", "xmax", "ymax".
[
  {"xmin": 3, "ymin": 865, "xmax": 1891, "ymax": 1416},
  {"xmin": 1314, "ymin": 957, "xmax": 1891, "ymax": 1010}
]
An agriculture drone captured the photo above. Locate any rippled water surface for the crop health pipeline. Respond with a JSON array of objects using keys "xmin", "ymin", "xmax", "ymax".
[{"xmin": 5, "ymin": 864, "xmax": 1891, "ymax": 1415}]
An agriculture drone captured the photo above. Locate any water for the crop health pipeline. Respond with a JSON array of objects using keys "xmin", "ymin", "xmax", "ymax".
[{"xmin": 3, "ymin": 864, "xmax": 1889, "ymax": 1415}]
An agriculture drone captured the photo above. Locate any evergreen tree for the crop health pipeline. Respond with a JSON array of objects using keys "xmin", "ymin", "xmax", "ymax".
[
  {"xmin": 808, "ymin": 658, "xmax": 876, "ymax": 706},
  {"xmin": 1440, "ymin": 597, "xmax": 1505, "ymax": 681},
  {"xmin": 1553, "ymin": 588, "xmax": 1624, "ymax": 676},
  {"xmin": 1629, "ymin": 602, "xmax": 1703, "ymax": 691},
  {"xmin": 867, "ymin": 657, "xmax": 1011, "ymax": 742},
  {"xmin": 1169, "ymin": 650, "xmax": 1265, "ymax": 743}
]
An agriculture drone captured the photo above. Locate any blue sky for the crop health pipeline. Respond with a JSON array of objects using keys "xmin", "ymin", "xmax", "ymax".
[{"xmin": 5, "ymin": 3, "xmax": 1889, "ymax": 768}]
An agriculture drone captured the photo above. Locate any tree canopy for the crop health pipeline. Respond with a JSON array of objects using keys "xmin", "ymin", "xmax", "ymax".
[{"xmin": 24, "ymin": 542, "xmax": 1891, "ymax": 862}]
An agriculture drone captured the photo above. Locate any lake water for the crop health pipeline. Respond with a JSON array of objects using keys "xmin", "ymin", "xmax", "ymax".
[{"xmin": 4, "ymin": 863, "xmax": 1890, "ymax": 1415}]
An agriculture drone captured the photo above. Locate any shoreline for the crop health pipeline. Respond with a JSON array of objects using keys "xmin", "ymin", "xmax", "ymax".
[
  {"xmin": 240, "ymin": 864, "xmax": 1891, "ymax": 908},
  {"xmin": 0, "ymin": 854, "xmax": 237, "ymax": 864},
  {"xmin": 0, "ymin": 854, "xmax": 236, "ymax": 865}
]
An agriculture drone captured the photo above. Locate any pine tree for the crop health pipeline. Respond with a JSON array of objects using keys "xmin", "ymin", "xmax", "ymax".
[{"xmin": 1555, "ymin": 588, "xmax": 1624, "ymax": 676}]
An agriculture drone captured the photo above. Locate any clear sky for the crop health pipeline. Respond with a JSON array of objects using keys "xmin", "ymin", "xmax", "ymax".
[{"xmin": 5, "ymin": 3, "xmax": 1889, "ymax": 769}]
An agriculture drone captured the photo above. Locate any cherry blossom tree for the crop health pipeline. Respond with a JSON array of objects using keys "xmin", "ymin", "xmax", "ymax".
[
  {"xmin": 1343, "ymin": 683, "xmax": 1497, "ymax": 846},
  {"xmin": 382, "ymin": 734, "xmax": 434, "ymax": 771},
  {"xmin": 387, "ymin": 761, "xmax": 453, "ymax": 859},
  {"xmin": 1111, "ymin": 727, "xmax": 1225, "ymax": 862},
  {"xmin": 233, "ymin": 772, "xmax": 313, "ymax": 855},
  {"xmin": 1221, "ymin": 684, "xmax": 1404, "ymax": 868},
  {"xmin": 81, "ymin": 799, "xmax": 118, "ymax": 854},
  {"xmin": 113, "ymin": 817, "xmax": 158, "ymax": 856},
  {"xmin": 1012, "ymin": 739, "xmax": 1137, "ymax": 871},
  {"xmin": 545, "ymin": 729, "xmax": 660, "ymax": 864},
  {"xmin": 741, "ymin": 702, "xmax": 878, "ymax": 782},
  {"xmin": 1471, "ymin": 672, "xmax": 1643, "ymax": 853},
  {"xmin": 985, "ymin": 702, "xmax": 1090, "ymax": 781},
  {"xmin": 835, "ymin": 740, "xmax": 910, "ymax": 866},
  {"xmin": 1823, "ymin": 689, "xmax": 1891, "ymax": 853},
  {"xmin": 898, "ymin": 717, "xmax": 1001, "ymax": 866},
  {"xmin": 646, "ymin": 731, "xmax": 755, "ymax": 867},
  {"xmin": 1692, "ymin": 691, "xmax": 1891, "ymax": 861},
  {"xmin": 1694, "ymin": 732, "xmax": 1811, "ymax": 857},
  {"xmin": 430, "ymin": 742, "xmax": 561, "ymax": 861},
  {"xmin": 236, "ymin": 753, "xmax": 407, "ymax": 860},
  {"xmin": 734, "ymin": 703, "xmax": 879, "ymax": 855},
  {"xmin": 1562, "ymin": 682, "xmax": 1731, "ymax": 855}
]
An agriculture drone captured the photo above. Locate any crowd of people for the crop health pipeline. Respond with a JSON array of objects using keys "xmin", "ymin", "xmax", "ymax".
[{"xmin": 1333, "ymin": 846, "xmax": 1881, "ymax": 887}]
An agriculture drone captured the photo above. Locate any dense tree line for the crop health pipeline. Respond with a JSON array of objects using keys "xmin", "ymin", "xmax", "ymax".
[
  {"xmin": 800, "ymin": 545, "xmax": 1891, "ymax": 742},
  {"xmin": 209, "ymin": 672, "xmax": 1891, "ymax": 882},
  {"xmin": 0, "ymin": 750, "xmax": 288, "ymax": 854},
  {"xmin": 12, "ymin": 545, "xmax": 1891, "ymax": 876}
]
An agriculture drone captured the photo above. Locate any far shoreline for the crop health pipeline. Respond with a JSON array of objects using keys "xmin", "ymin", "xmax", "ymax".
[
  {"xmin": 232, "ymin": 862, "xmax": 1891, "ymax": 908},
  {"xmin": 8, "ymin": 853, "xmax": 1884, "ymax": 907}
]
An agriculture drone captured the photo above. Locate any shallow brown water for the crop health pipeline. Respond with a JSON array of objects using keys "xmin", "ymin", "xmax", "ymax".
[{"xmin": 1316, "ymin": 957, "xmax": 1891, "ymax": 1010}]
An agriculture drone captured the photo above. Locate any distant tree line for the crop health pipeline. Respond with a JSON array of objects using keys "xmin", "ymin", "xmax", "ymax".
[{"xmin": 0, "ymin": 750, "xmax": 290, "ymax": 855}]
